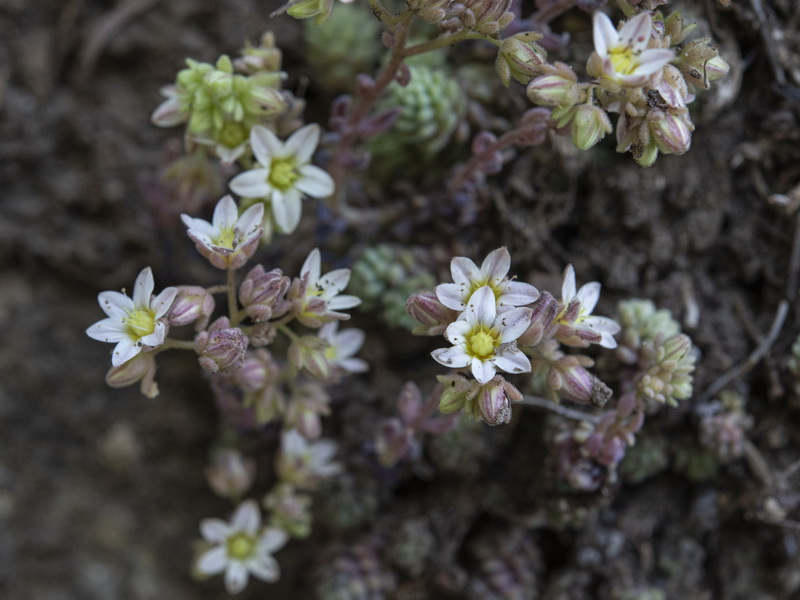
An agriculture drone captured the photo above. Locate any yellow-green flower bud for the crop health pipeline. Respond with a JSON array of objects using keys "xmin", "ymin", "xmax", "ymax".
[
  {"xmin": 677, "ymin": 38, "xmax": 729, "ymax": 90},
  {"xmin": 496, "ymin": 32, "xmax": 547, "ymax": 86},
  {"xmin": 287, "ymin": 0, "xmax": 334, "ymax": 25},
  {"xmin": 570, "ymin": 104, "xmax": 612, "ymax": 150},
  {"xmin": 647, "ymin": 109, "xmax": 693, "ymax": 156},
  {"xmin": 526, "ymin": 64, "xmax": 582, "ymax": 108}
]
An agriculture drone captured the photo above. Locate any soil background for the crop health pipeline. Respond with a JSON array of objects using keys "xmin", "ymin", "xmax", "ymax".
[{"xmin": 2, "ymin": 0, "xmax": 800, "ymax": 599}]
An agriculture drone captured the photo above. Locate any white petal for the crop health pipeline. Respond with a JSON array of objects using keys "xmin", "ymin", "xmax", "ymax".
[
  {"xmin": 140, "ymin": 320, "xmax": 167, "ymax": 347},
  {"xmin": 431, "ymin": 346, "xmax": 471, "ymax": 368},
  {"xmin": 271, "ymin": 190, "xmax": 302, "ymax": 233},
  {"xmin": 86, "ymin": 318, "xmax": 128, "ymax": 343},
  {"xmin": 197, "ymin": 546, "xmax": 228, "ymax": 575},
  {"xmin": 576, "ymin": 281, "xmax": 601, "ymax": 314},
  {"xmin": 285, "ymin": 123, "xmax": 321, "ymax": 164},
  {"xmin": 247, "ymin": 555, "xmax": 280, "ymax": 583},
  {"xmin": 230, "ymin": 169, "xmax": 272, "ymax": 199},
  {"xmin": 152, "ymin": 287, "xmax": 178, "ymax": 319},
  {"xmin": 495, "ymin": 307, "xmax": 532, "ymax": 343},
  {"xmin": 213, "ymin": 195, "xmax": 239, "ymax": 229},
  {"xmin": 327, "ymin": 295, "xmax": 361, "ymax": 310},
  {"xmin": 436, "ymin": 282, "xmax": 468, "ymax": 311},
  {"xmin": 201, "ymin": 519, "xmax": 232, "ymax": 543},
  {"xmin": 132, "ymin": 267, "xmax": 155, "ymax": 310},
  {"xmin": 450, "ymin": 257, "xmax": 480, "ymax": 286},
  {"xmin": 466, "ymin": 286, "xmax": 496, "ymax": 327},
  {"xmin": 480, "ymin": 248, "xmax": 510, "ymax": 284},
  {"xmin": 592, "ymin": 11, "xmax": 618, "ymax": 58},
  {"xmin": 493, "ymin": 346, "xmax": 532, "ymax": 375},
  {"xmin": 181, "ymin": 214, "xmax": 217, "ymax": 239},
  {"xmin": 151, "ymin": 96, "xmax": 187, "ymax": 127},
  {"xmin": 561, "ymin": 264, "xmax": 577, "ymax": 303},
  {"xmin": 340, "ymin": 357, "xmax": 369, "ymax": 373},
  {"xmin": 112, "ymin": 338, "xmax": 141, "ymax": 367},
  {"xmin": 445, "ymin": 320, "xmax": 471, "ymax": 345},
  {"xmin": 618, "ymin": 10, "xmax": 652, "ymax": 52},
  {"xmin": 225, "ymin": 561, "xmax": 250, "ymax": 594},
  {"xmin": 258, "ymin": 528, "xmax": 289, "ymax": 554},
  {"xmin": 333, "ymin": 328, "xmax": 365, "ymax": 357},
  {"xmin": 301, "ymin": 249, "xmax": 321, "ymax": 283},
  {"xmin": 231, "ymin": 499, "xmax": 261, "ymax": 535},
  {"xmin": 237, "ymin": 203, "xmax": 266, "ymax": 236},
  {"xmin": 296, "ymin": 165, "xmax": 334, "ymax": 198},
  {"xmin": 97, "ymin": 291, "xmax": 134, "ymax": 318},
  {"xmin": 317, "ymin": 321, "xmax": 337, "ymax": 342},
  {"xmin": 250, "ymin": 125, "xmax": 283, "ymax": 167},
  {"xmin": 471, "ymin": 358, "xmax": 496, "ymax": 384},
  {"xmin": 499, "ymin": 281, "xmax": 539, "ymax": 307},
  {"xmin": 318, "ymin": 268, "xmax": 351, "ymax": 295},
  {"xmin": 633, "ymin": 49, "xmax": 675, "ymax": 77}
]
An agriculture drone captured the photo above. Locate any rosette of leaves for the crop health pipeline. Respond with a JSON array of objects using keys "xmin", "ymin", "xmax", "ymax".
[
  {"xmin": 304, "ymin": 2, "xmax": 380, "ymax": 93},
  {"xmin": 368, "ymin": 64, "xmax": 467, "ymax": 179},
  {"xmin": 349, "ymin": 245, "xmax": 435, "ymax": 329}
]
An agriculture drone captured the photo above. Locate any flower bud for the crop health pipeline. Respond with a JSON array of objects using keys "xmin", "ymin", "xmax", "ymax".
[
  {"xmin": 437, "ymin": 373, "xmax": 473, "ymax": 414},
  {"xmin": 234, "ymin": 349, "xmax": 277, "ymax": 392},
  {"xmin": 195, "ymin": 317, "xmax": 248, "ymax": 374},
  {"xmin": 234, "ymin": 32, "xmax": 283, "ymax": 75},
  {"xmin": 288, "ymin": 335, "xmax": 330, "ymax": 380},
  {"xmin": 548, "ymin": 359, "xmax": 612, "ymax": 407},
  {"xmin": 517, "ymin": 291, "xmax": 559, "ymax": 346},
  {"xmin": 647, "ymin": 109, "xmax": 693, "ymax": 156},
  {"xmin": 239, "ymin": 265, "xmax": 291, "ymax": 322},
  {"xmin": 248, "ymin": 321, "xmax": 278, "ymax": 347},
  {"xmin": 526, "ymin": 63, "xmax": 581, "ymax": 107},
  {"xmin": 105, "ymin": 352, "xmax": 159, "ymax": 398},
  {"xmin": 374, "ymin": 418, "xmax": 418, "ymax": 467},
  {"xmin": 633, "ymin": 139, "xmax": 659, "ymax": 168},
  {"xmin": 168, "ymin": 285, "xmax": 215, "ymax": 330},
  {"xmin": 571, "ymin": 104, "xmax": 612, "ymax": 150},
  {"xmin": 469, "ymin": 376, "xmax": 522, "ymax": 426},
  {"xmin": 205, "ymin": 449, "xmax": 256, "ymax": 500},
  {"xmin": 496, "ymin": 32, "xmax": 547, "ymax": 86},
  {"xmin": 664, "ymin": 11, "xmax": 697, "ymax": 46},
  {"xmin": 285, "ymin": 0, "xmax": 334, "ymax": 24},
  {"xmin": 406, "ymin": 291, "xmax": 459, "ymax": 336},
  {"xmin": 264, "ymin": 483, "xmax": 312, "ymax": 538},
  {"xmin": 678, "ymin": 38, "xmax": 729, "ymax": 90}
]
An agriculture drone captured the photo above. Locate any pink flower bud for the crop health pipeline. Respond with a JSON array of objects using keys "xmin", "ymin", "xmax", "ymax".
[
  {"xmin": 168, "ymin": 285, "xmax": 215, "ymax": 330},
  {"xmin": 205, "ymin": 449, "xmax": 256, "ymax": 500},
  {"xmin": 517, "ymin": 291, "xmax": 559, "ymax": 346},
  {"xmin": 496, "ymin": 32, "xmax": 547, "ymax": 86},
  {"xmin": 374, "ymin": 418, "xmax": 418, "ymax": 467},
  {"xmin": 647, "ymin": 109, "xmax": 693, "ymax": 155},
  {"xmin": 239, "ymin": 265, "xmax": 290, "ymax": 322},
  {"xmin": 406, "ymin": 292, "xmax": 459, "ymax": 336},
  {"xmin": 473, "ymin": 377, "xmax": 521, "ymax": 425},
  {"xmin": 195, "ymin": 317, "xmax": 248, "ymax": 374},
  {"xmin": 105, "ymin": 352, "xmax": 159, "ymax": 398}
]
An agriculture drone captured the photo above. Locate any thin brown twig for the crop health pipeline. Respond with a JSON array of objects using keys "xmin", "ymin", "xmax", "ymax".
[{"xmin": 697, "ymin": 300, "xmax": 789, "ymax": 403}]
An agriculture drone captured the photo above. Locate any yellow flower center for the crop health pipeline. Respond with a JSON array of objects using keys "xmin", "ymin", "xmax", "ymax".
[
  {"xmin": 214, "ymin": 226, "xmax": 238, "ymax": 250},
  {"xmin": 269, "ymin": 158, "xmax": 299, "ymax": 191},
  {"xmin": 226, "ymin": 532, "xmax": 256, "ymax": 560},
  {"xmin": 609, "ymin": 46, "xmax": 640, "ymax": 75},
  {"xmin": 217, "ymin": 121, "xmax": 248, "ymax": 148},
  {"xmin": 467, "ymin": 329, "xmax": 497, "ymax": 360},
  {"xmin": 123, "ymin": 309, "xmax": 156, "ymax": 340}
]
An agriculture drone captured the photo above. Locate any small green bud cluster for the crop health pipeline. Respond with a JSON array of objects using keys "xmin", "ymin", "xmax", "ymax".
[
  {"xmin": 152, "ymin": 37, "xmax": 287, "ymax": 163},
  {"xmin": 304, "ymin": 2, "xmax": 380, "ymax": 93},
  {"xmin": 350, "ymin": 245, "xmax": 435, "ymax": 329},
  {"xmin": 616, "ymin": 298, "xmax": 681, "ymax": 362},
  {"xmin": 368, "ymin": 65, "xmax": 467, "ymax": 177},
  {"xmin": 637, "ymin": 333, "xmax": 696, "ymax": 406}
]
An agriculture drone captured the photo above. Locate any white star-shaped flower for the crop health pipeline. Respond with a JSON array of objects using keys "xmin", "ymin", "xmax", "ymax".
[
  {"xmin": 318, "ymin": 321, "xmax": 368, "ymax": 374},
  {"xmin": 181, "ymin": 195, "xmax": 264, "ymax": 270},
  {"xmin": 555, "ymin": 264, "xmax": 620, "ymax": 349},
  {"xmin": 276, "ymin": 429, "xmax": 342, "ymax": 490},
  {"xmin": 86, "ymin": 267, "xmax": 178, "ymax": 367},
  {"xmin": 196, "ymin": 499, "xmax": 288, "ymax": 594},
  {"xmin": 229, "ymin": 124, "xmax": 334, "ymax": 234},
  {"xmin": 435, "ymin": 247, "xmax": 539, "ymax": 313},
  {"xmin": 293, "ymin": 248, "xmax": 361, "ymax": 327},
  {"xmin": 592, "ymin": 11, "xmax": 674, "ymax": 87},
  {"xmin": 432, "ymin": 286, "xmax": 532, "ymax": 384}
]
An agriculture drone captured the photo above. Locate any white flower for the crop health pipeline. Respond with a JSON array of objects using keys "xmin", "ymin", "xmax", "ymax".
[
  {"xmin": 592, "ymin": 11, "xmax": 674, "ymax": 87},
  {"xmin": 229, "ymin": 124, "xmax": 335, "ymax": 234},
  {"xmin": 555, "ymin": 264, "xmax": 620, "ymax": 349},
  {"xmin": 436, "ymin": 247, "xmax": 539, "ymax": 313},
  {"xmin": 318, "ymin": 321, "xmax": 368, "ymax": 374},
  {"xmin": 293, "ymin": 248, "xmax": 360, "ymax": 327},
  {"xmin": 276, "ymin": 429, "xmax": 341, "ymax": 490},
  {"xmin": 86, "ymin": 267, "xmax": 177, "ymax": 367},
  {"xmin": 432, "ymin": 286, "xmax": 532, "ymax": 384},
  {"xmin": 196, "ymin": 499, "xmax": 288, "ymax": 594},
  {"xmin": 181, "ymin": 195, "xmax": 264, "ymax": 270}
]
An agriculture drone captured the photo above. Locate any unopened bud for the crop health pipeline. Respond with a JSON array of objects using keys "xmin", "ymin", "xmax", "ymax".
[
  {"xmin": 571, "ymin": 104, "xmax": 612, "ymax": 150},
  {"xmin": 168, "ymin": 285, "xmax": 215, "ymax": 330},
  {"xmin": 517, "ymin": 291, "xmax": 559, "ymax": 346},
  {"xmin": 289, "ymin": 335, "xmax": 330, "ymax": 380},
  {"xmin": 678, "ymin": 38, "xmax": 728, "ymax": 90},
  {"xmin": 286, "ymin": 0, "xmax": 335, "ymax": 24},
  {"xmin": 406, "ymin": 292, "xmax": 459, "ymax": 336},
  {"xmin": 195, "ymin": 317, "xmax": 248, "ymax": 374},
  {"xmin": 526, "ymin": 63, "xmax": 581, "ymax": 107},
  {"xmin": 664, "ymin": 11, "xmax": 697, "ymax": 45},
  {"xmin": 206, "ymin": 449, "xmax": 256, "ymax": 500},
  {"xmin": 496, "ymin": 32, "xmax": 547, "ymax": 86},
  {"xmin": 647, "ymin": 109, "xmax": 693, "ymax": 156},
  {"xmin": 239, "ymin": 265, "xmax": 290, "ymax": 322},
  {"xmin": 469, "ymin": 376, "xmax": 522, "ymax": 425},
  {"xmin": 548, "ymin": 360, "xmax": 612, "ymax": 407},
  {"xmin": 437, "ymin": 373, "xmax": 473, "ymax": 414},
  {"xmin": 234, "ymin": 349, "xmax": 278, "ymax": 392},
  {"xmin": 105, "ymin": 352, "xmax": 159, "ymax": 398}
]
